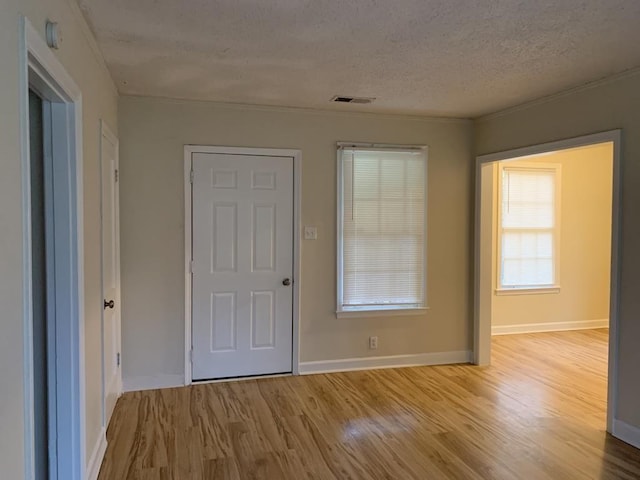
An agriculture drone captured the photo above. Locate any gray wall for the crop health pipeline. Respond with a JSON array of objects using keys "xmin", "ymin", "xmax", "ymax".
[{"xmin": 118, "ymin": 96, "xmax": 474, "ymax": 383}]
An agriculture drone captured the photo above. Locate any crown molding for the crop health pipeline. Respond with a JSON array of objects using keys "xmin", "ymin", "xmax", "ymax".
[
  {"xmin": 476, "ymin": 66, "xmax": 640, "ymax": 122},
  {"xmin": 120, "ymin": 94, "xmax": 472, "ymax": 124}
]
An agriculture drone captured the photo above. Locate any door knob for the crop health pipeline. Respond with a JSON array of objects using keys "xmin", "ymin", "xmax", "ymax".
[
  {"xmin": 104, "ymin": 299, "xmax": 115, "ymax": 310},
  {"xmin": 282, "ymin": 278, "xmax": 292, "ymax": 286}
]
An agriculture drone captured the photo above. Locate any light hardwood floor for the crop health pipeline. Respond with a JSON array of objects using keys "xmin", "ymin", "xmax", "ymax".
[{"xmin": 98, "ymin": 329, "xmax": 640, "ymax": 479}]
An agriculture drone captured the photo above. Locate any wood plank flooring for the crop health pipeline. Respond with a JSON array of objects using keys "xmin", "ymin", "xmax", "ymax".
[{"xmin": 98, "ymin": 329, "xmax": 640, "ymax": 479}]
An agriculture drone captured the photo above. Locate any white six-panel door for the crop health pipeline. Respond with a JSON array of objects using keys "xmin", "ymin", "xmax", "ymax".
[
  {"xmin": 191, "ymin": 153, "xmax": 294, "ymax": 380},
  {"xmin": 100, "ymin": 123, "xmax": 121, "ymax": 425}
]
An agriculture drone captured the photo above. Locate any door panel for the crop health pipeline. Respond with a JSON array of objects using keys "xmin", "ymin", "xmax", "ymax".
[
  {"xmin": 212, "ymin": 203, "xmax": 237, "ymax": 272},
  {"xmin": 211, "ymin": 292, "xmax": 236, "ymax": 351},
  {"xmin": 252, "ymin": 291, "xmax": 275, "ymax": 348},
  {"xmin": 101, "ymin": 126, "xmax": 120, "ymax": 425},
  {"xmin": 192, "ymin": 153, "xmax": 293, "ymax": 380},
  {"xmin": 253, "ymin": 204, "xmax": 276, "ymax": 271}
]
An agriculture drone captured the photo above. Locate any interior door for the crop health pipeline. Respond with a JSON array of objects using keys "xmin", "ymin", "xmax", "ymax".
[
  {"xmin": 191, "ymin": 152, "xmax": 294, "ymax": 380},
  {"xmin": 101, "ymin": 124, "xmax": 121, "ymax": 424}
]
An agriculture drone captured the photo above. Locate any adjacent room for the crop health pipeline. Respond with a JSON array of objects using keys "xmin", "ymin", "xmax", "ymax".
[
  {"xmin": 3, "ymin": 1, "xmax": 640, "ymax": 479},
  {"xmin": 477, "ymin": 141, "xmax": 616, "ymax": 459},
  {"xmin": 488, "ymin": 144, "xmax": 613, "ymax": 339}
]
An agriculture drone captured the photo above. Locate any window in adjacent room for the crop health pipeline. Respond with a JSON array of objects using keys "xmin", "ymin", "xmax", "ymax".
[
  {"xmin": 336, "ymin": 144, "xmax": 427, "ymax": 317},
  {"xmin": 497, "ymin": 162, "xmax": 561, "ymax": 293}
]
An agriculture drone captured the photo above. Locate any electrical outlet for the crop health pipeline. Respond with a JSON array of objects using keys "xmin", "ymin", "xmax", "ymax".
[{"xmin": 369, "ymin": 336, "xmax": 378, "ymax": 350}]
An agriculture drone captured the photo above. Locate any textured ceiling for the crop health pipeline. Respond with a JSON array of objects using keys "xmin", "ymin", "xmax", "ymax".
[{"xmin": 78, "ymin": 0, "xmax": 640, "ymax": 117}]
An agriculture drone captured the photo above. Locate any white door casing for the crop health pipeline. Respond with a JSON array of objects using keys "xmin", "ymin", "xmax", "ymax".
[
  {"xmin": 20, "ymin": 16, "xmax": 87, "ymax": 480},
  {"xmin": 191, "ymin": 152, "xmax": 294, "ymax": 380},
  {"xmin": 101, "ymin": 121, "xmax": 121, "ymax": 424},
  {"xmin": 474, "ymin": 130, "xmax": 622, "ymax": 435}
]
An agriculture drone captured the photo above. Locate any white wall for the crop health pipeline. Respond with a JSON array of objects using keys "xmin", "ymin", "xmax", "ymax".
[
  {"xmin": 475, "ymin": 69, "xmax": 640, "ymax": 432},
  {"xmin": 491, "ymin": 144, "xmax": 613, "ymax": 332},
  {"xmin": 118, "ymin": 96, "xmax": 473, "ymax": 384},
  {"xmin": 0, "ymin": 1, "xmax": 118, "ymax": 478}
]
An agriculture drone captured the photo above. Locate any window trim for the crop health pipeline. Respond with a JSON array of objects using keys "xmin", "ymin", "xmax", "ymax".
[
  {"xmin": 336, "ymin": 142, "xmax": 429, "ymax": 317},
  {"xmin": 496, "ymin": 161, "xmax": 562, "ymax": 293},
  {"xmin": 336, "ymin": 307, "xmax": 430, "ymax": 319},
  {"xmin": 495, "ymin": 286, "xmax": 560, "ymax": 296}
]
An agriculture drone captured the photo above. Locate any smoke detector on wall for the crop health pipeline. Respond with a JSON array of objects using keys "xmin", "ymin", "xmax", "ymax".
[
  {"xmin": 46, "ymin": 21, "xmax": 62, "ymax": 49},
  {"xmin": 331, "ymin": 95, "xmax": 376, "ymax": 105}
]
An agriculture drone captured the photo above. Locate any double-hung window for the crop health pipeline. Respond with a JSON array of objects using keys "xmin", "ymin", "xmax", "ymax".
[
  {"xmin": 497, "ymin": 162, "xmax": 561, "ymax": 293},
  {"xmin": 337, "ymin": 144, "xmax": 427, "ymax": 316}
]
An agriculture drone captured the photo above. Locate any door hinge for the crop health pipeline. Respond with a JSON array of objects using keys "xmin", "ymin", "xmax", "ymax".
[
  {"xmin": 117, "ymin": 352, "xmax": 121, "ymax": 367},
  {"xmin": 115, "ymin": 169, "xmax": 119, "ymax": 183},
  {"xmin": 189, "ymin": 260, "xmax": 194, "ymax": 273},
  {"xmin": 189, "ymin": 349, "xmax": 193, "ymax": 363},
  {"xmin": 190, "ymin": 169, "xmax": 194, "ymax": 184}
]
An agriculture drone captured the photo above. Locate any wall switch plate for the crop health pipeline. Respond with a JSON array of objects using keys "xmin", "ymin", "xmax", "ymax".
[
  {"xmin": 304, "ymin": 226, "xmax": 318, "ymax": 240},
  {"xmin": 369, "ymin": 336, "xmax": 378, "ymax": 349}
]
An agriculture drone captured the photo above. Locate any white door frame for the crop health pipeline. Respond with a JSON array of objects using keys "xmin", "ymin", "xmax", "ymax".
[
  {"xmin": 99, "ymin": 120, "xmax": 122, "ymax": 425},
  {"xmin": 183, "ymin": 145, "xmax": 302, "ymax": 385},
  {"xmin": 19, "ymin": 16, "xmax": 87, "ymax": 480},
  {"xmin": 474, "ymin": 130, "xmax": 622, "ymax": 433}
]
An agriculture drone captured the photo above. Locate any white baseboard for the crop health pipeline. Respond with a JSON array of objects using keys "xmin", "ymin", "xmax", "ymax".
[
  {"xmin": 122, "ymin": 374, "xmax": 184, "ymax": 392},
  {"xmin": 491, "ymin": 319, "xmax": 608, "ymax": 336},
  {"xmin": 298, "ymin": 350, "xmax": 472, "ymax": 375},
  {"xmin": 86, "ymin": 428, "xmax": 107, "ymax": 480},
  {"xmin": 612, "ymin": 419, "xmax": 640, "ymax": 449}
]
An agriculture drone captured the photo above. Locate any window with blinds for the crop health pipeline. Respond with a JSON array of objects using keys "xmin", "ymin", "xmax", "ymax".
[
  {"xmin": 498, "ymin": 163, "xmax": 561, "ymax": 290},
  {"xmin": 337, "ymin": 146, "xmax": 427, "ymax": 313}
]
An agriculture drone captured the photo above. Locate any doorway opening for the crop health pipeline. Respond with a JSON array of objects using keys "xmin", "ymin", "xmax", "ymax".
[
  {"xmin": 29, "ymin": 86, "xmax": 52, "ymax": 480},
  {"xmin": 474, "ymin": 131, "xmax": 621, "ymax": 435},
  {"xmin": 20, "ymin": 17, "xmax": 85, "ymax": 479}
]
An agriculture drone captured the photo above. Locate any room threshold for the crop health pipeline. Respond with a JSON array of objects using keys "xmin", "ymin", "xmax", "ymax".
[{"xmin": 192, "ymin": 371, "xmax": 293, "ymax": 385}]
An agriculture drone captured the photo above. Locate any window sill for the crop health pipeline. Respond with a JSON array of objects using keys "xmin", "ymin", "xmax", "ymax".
[
  {"xmin": 495, "ymin": 286, "xmax": 561, "ymax": 296},
  {"xmin": 336, "ymin": 307, "xmax": 429, "ymax": 319}
]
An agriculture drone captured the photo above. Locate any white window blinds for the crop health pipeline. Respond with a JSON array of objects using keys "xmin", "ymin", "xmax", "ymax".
[
  {"xmin": 339, "ymin": 147, "xmax": 426, "ymax": 310},
  {"xmin": 499, "ymin": 165, "xmax": 560, "ymax": 289}
]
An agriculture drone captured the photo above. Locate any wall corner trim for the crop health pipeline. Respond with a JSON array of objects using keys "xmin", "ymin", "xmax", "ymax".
[
  {"xmin": 298, "ymin": 351, "xmax": 472, "ymax": 375},
  {"xmin": 612, "ymin": 419, "xmax": 640, "ymax": 450},
  {"xmin": 122, "ymin": 374, "xmax": 185, "ymax": 392},
  {"xmin": 491, "ymin": 319, "xmax": 609, "ymax": 336},
  {"xmin": 86, "ymin": 428, "xmax": 107, "ymax": 480}
]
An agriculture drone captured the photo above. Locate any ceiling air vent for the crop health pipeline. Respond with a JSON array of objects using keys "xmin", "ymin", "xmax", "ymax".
[{"xmin": 331, "ymin": 95, "xmax": 376, "ymax": 105}]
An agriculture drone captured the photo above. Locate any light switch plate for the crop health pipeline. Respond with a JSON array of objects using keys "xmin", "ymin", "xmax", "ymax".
[{"xmin": 304, "ymin": 226, "xmax": 318, "ymax": 240}]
